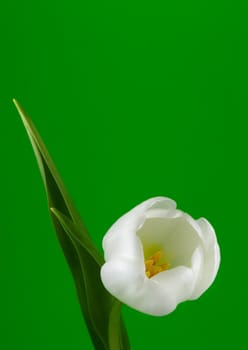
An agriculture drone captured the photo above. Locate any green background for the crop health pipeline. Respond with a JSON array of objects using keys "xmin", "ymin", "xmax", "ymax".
[{"xmin": 1, "ymin": 1, "xmax": 247, "ymax": 349}]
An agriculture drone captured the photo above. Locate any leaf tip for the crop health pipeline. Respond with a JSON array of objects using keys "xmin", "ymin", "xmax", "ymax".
[
  {"xmin": 13, "ymin": 98, "xmax": 25, "ymax": 121},
  {"xmin": 13, "ymin": 98, "xmax": 20, "ymax": 110}
]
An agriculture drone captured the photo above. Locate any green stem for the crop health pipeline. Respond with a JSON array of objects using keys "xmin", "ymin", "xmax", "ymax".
[{"xmin": 108, "ymin": 301, "xmax": 130, "ymax": 350}]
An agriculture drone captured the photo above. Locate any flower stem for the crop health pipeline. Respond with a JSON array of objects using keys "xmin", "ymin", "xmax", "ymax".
[{"xmin": 108, "ymin": 301, "xmax": 131, "ymax": 350}]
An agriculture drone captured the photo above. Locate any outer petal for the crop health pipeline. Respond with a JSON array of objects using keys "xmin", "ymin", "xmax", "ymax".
[
  {"xmin": 148, "ymin": 266, "xmax": 195, "ymax": 315},
  {"xmin": 100, "ymin": 259, "xmax": 145, "ymax": 300},
  {"xmin": 190, "ymin": 218, "xmax": 221, "ymax": 299},
  {"xmin": 101, "ymin": 259, "xmax": 195, "ymax": 316}
]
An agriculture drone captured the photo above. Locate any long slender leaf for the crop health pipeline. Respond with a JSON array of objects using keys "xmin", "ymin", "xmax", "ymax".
[
  {"xmin": 14, "ymin": 99, "xmax": 130, "ymax": 350},
  {"xmin": 50, "ymin": 208, "xmax": 129, "ymax": 349}
]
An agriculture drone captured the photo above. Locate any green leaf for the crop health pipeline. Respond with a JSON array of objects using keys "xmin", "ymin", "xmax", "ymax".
[
  {"xmin": 50, "ymin": 208, "xmax": 130, "ymax": 349},
  {"xmin": 14, "ymin": 99, "xmax": 130, "ymax": 350}
]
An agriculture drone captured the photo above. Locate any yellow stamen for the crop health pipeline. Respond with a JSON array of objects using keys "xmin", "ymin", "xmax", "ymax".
[
  {"xmin": 146, "ymin": 271, "xmax": 151, "ymax": 278},
  {"xmin": 145, "ymin": 250, "xmax": 169, "ymax": 278},
  {"xmin": 152, "ymin": 251, "xmax": 162, "ymax": 264},
  {"xmin": 145, "ymin": 259, "xmax": 154, "ymax": 269}
]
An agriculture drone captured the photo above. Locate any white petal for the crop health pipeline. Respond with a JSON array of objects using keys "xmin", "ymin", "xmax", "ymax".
[
  {"xmin": 100, "ymin": 259, "xmax": 144, "ymax": 298},
  {"xmin": 101, "ymin": 258, "xmax": 194, "ymax": 316},
  {"xmin": 189, "ymin": 246, "xmax": 205, "ymax": 291},
  {"xmin": 102, "ymin": 197, "xmax": 176, "ymax": 263},
  {"xmin": 137, "ymin": 211, "xmax": 202, "ymax": 268},
  {"xmin": 190, "ymin": 218, "xmax": 221, "ymax": 299},
  {"xmin": 196, "ymin": 217, "xmax": 219, "ymax": 249},
  {"xmin": 145, "ymin": 208, "xmax": 182, "ymax": 219},
  {"xmin": 149, "ymin": 266, "xmax": 195, "ymax": 314}
]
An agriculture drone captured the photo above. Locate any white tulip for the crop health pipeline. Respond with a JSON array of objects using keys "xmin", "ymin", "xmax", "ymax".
[{"xmin": 100, "ymin": 197, "xmax": 220, "ymax": 316}]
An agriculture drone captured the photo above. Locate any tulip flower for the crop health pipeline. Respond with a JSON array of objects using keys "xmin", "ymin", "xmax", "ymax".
[{"xmin": 100, "ymin": 197, "xmax": 220, "ymax": 316}]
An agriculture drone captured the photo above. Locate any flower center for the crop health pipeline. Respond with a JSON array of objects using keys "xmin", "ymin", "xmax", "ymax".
[{"xmin": 145, "ymin": 250, "xmax": 170, "ymax": 278}]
